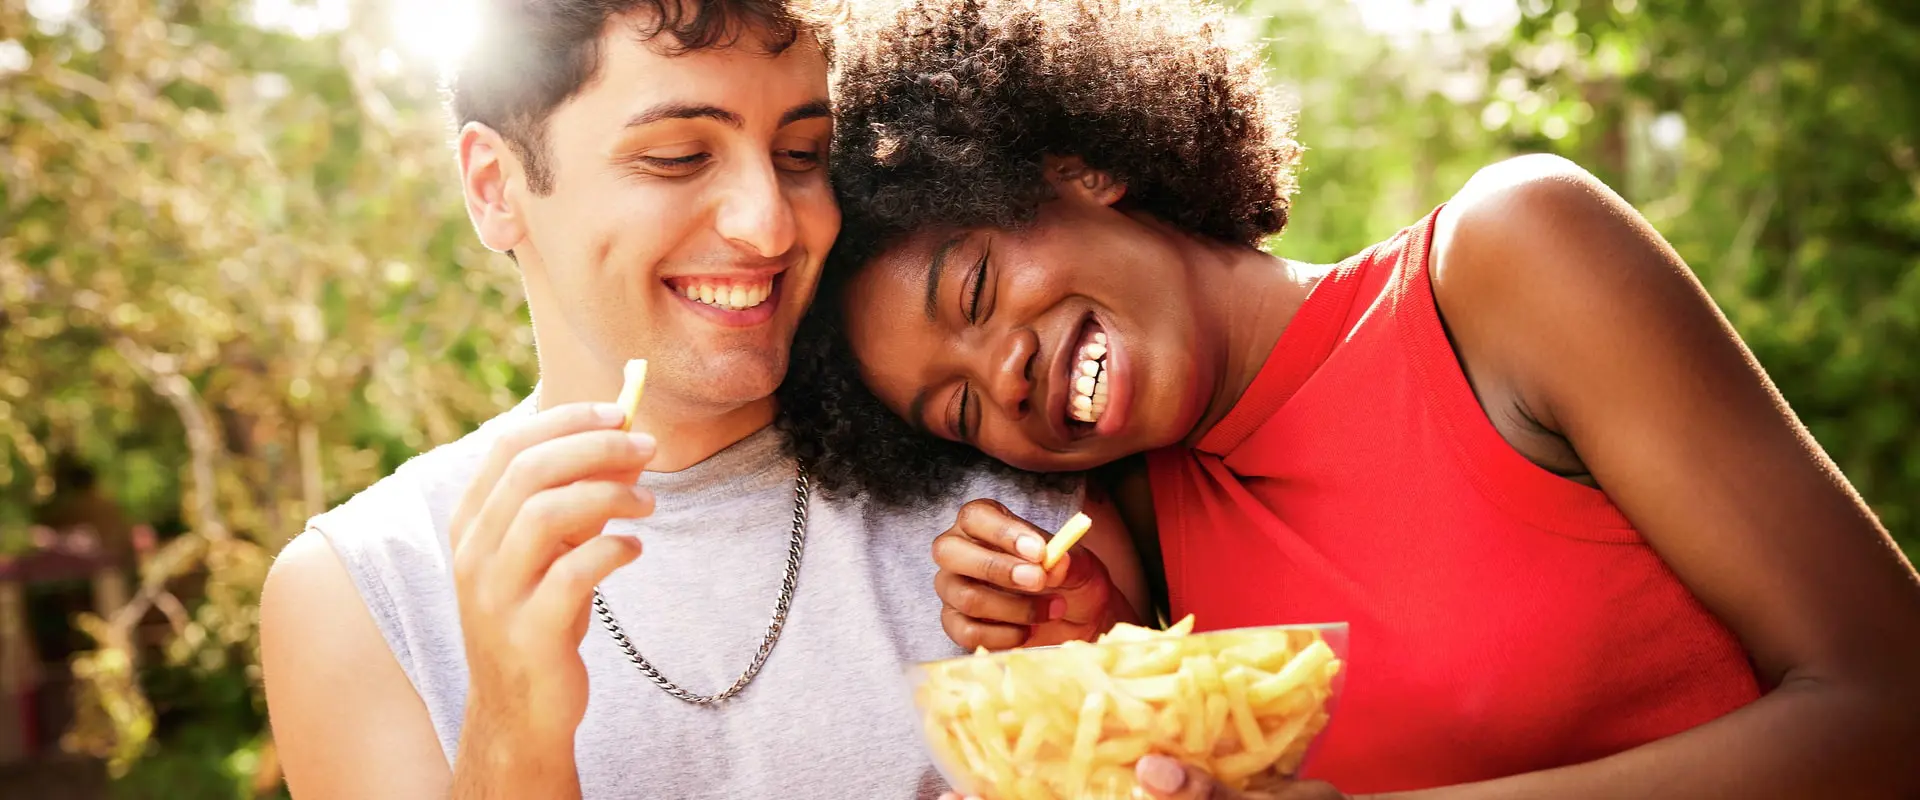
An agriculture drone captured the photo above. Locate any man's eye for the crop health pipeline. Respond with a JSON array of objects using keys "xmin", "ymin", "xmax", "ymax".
[
  {"xmin": 776, "ymin": 149, "xmax": 822, "ymax": 171},
  {"xmin": 636, "ymin": 153, "xmax": 710, "ymax": 176}
]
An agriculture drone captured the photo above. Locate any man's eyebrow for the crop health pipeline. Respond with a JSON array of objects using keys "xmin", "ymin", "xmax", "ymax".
[
  {"xmin": 923, "ymin": 233, "xmax": 966, "ymax": 320},
  {"xmin": 779, "ymin": 99, "xmax": 832, "ymax": 127},
  {"xmin": 624, "ymin": 102, "xmax": 742, "ymax": 129}
]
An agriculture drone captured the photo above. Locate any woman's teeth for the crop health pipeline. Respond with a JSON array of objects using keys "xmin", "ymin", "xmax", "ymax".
[
  {"xmin": 679, "ymin": 279, "xmax": 774, "ymax": 311},
  {"xmin": 1069, "ymin": 330, "xmax": 1110, "ymax": 424}
]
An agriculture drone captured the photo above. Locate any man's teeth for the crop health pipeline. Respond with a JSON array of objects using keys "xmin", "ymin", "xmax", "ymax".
[
  {"xmin": 680, "ymin": 280, "xmax": 773, "ymax": 311},
  {"xmin": 1069, "ymin": 331, "xmax": 1111, "ymax": 424}
]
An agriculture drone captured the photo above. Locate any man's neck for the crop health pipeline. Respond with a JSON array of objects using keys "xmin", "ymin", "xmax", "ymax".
[{"xmin": 534, "ymin": 365, "xmax": 777, "ymax": 474}]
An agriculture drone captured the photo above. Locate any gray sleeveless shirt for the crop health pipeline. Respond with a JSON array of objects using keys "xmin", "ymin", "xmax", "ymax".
[{"xmin": 304, "ymin": 404, "xmax": 1077, "ymax": 799}]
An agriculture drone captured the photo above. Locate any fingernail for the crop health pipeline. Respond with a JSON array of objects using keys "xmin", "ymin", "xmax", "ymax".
[
  {"xmin": 629, "ymin": 432, "xmax": 656, "ymax": 454},
  {"xmin": 1012, "ymin": 564, "xmax": 1043, "ymax": 590},
  {"xmin": 1137, "ymin": 755, "xmax": 1187, "ymax": 793},
  {"xmin": 1016, "ymin": 535, "xmax": 1044, "ymax": 561},
  {"xmin": 593, "ymin": 403, "xmax": 626, "ymax": 425},
  {"xmin": 1047, "ymin": 597, "xmax": 1067, "ymax": 621}
]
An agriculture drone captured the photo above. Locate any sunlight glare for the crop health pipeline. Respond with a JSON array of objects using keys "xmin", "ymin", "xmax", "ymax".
[{"xmin": 390, "ymin": 0, "xmax": 481, "ymax": 74}]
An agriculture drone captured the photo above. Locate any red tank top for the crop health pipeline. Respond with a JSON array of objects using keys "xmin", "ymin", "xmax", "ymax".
[{"xmin": 1145, "ymin": 208, "xmax": 1760, "ymax": 792}]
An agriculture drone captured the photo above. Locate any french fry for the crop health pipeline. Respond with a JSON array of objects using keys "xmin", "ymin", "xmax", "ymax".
[
  {"xmin": 1248, "ymin": 639, "xmax": 1336, "ymax": 705},
  {"xmin": 614, "ymin": 358, "xmax": 648, "ymax": 431},
  {"xmin": 1113, "ymin": 642, "xmax": 1183, "ymax": 677},
  {"xmin": 913, "ymin": 619, "xmax": 1343, "ymax": 800},
  {"xmin": 1223, "ymin": 667, "xmax": 1267, "ymax": 753},
  {"xmin": 1012, "ymin": 715, "xmax": 1052, "ymax": 762},
  {"xmin": 1066, "ymin": 691, "xmax": 1107, "ymax": 792},
  {"xmin": 1042, "ymin": 512, "xmax": 1092, "ymax": 569},
  {"xmin": 1094, "ymin": 735, "xmax": 1152, "ymax": 764}
]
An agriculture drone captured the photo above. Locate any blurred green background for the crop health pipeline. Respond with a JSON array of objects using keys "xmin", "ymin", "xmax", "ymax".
[{"xmin": 1, "ymin": 0, "xmax": 1915, "ymax": 796}]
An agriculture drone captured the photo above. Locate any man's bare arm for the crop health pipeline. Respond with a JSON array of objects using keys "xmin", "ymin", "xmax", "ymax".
[{"xmin": 262, "ymin": 532, "xmax": 452, "ymax": 799}]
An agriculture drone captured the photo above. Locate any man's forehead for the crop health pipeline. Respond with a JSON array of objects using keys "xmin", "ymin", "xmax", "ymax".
[{"xmin": 570, "ymin": 17, "xmax": 826, "ymax": 116}]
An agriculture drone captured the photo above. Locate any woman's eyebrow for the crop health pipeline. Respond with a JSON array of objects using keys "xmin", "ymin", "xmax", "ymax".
[{"xmin": 923, "ymin": 233, "xmax": 967, "ymax": 319}]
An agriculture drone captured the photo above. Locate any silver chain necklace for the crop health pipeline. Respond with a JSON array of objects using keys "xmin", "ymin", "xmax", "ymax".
[{"xmin": 592, "ymin": 462, "xmax": 811, "ymax": 705}]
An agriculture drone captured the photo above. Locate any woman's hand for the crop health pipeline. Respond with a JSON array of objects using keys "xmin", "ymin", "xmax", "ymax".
[
  {"xmin": 936, "ymin": 755, "xmax": 1350, "ymax": 800},
  {"xmin": 1131, "ymin": 756, "xmax": 1350, "ymax": 800},
  {"xmin": 933, "ymin": 498, "xmax": 1130, "ymax": 650}
]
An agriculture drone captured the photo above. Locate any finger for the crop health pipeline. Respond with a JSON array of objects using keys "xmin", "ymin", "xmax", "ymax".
[
  {"xmin": 941, "ymin": 606, "xmax": 1029, "ymax": 651},
  {"xmin": 1048, "ymin": 550, "xmax": 1112, "ymax": 625},
  {"xmin": 1269, "ymin": 781, "xmax": 1344, "ymax": 800},
  {"xmin": 953, "ymin": 499, "xmax": 1048, "ymax": 562},
  {"xmin": 448, "ymin": 402, "xmax": 628, "ymax": 549},
  {"xmin": 492, "ymin": 481, "xmax": 655, "ymax": 593},
  {"xmin": 462, "ymin": 428, "xmax": 655, "ymax": 560},
  {"xmin": 933, "ymin": 531, "xmax": 1047, "ymax": 592},
  {"xmin": 936, "ymin": 572, "xmax": 1057, "ymax": 626},
  {"xmin": 1135, "ymin": 755, "xmax": 1261, "ymax": 800},
  {"xmin": 523, "ymin": 533, "xmax": 645, "ymax": 644}
]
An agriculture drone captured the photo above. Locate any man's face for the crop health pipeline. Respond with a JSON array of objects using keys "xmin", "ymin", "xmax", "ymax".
[{"xmin": 502, "ymin": 20, "xmax": 837, "ymax": 412}]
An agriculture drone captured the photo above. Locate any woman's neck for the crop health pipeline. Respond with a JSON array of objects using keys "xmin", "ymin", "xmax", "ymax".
[{"xmin": 1172, "ymin": 229, "xmax": 1326, "ymax": 448}]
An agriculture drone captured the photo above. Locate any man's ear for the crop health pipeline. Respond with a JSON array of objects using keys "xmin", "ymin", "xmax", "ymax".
[
  {"xmin": 1042, "ymin": 154, "xmax": 1127, "ymax": 207},
  {"xmin": 458, "ymin": 122, "xmax": 530, "ymax": 255}
]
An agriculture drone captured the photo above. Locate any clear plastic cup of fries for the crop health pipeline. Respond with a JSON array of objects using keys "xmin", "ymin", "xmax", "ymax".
[{"xmin": 907, "ymin": 617, "xmax": 1348, "ymax": 800}]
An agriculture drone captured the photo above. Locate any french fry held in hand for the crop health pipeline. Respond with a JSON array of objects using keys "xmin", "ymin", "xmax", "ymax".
[
  {"xmin": 911, "ymin": 617, "xmax": 1345, "ymax": 800},
  {"xmin": 1042, "ymin": 512, "xmax": 1092, "ymax": 570},
  {"xmin": 614, "ymin": 359, "xmax": 648, "ymax": 432}
]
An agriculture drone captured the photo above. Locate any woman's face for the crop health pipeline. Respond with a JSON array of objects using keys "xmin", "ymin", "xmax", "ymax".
[{"xmin": 841, "ymin": 191, "xmax": 1219, "ymax": 472}]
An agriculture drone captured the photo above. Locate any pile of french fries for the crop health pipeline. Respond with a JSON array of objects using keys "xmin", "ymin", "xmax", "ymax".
[{"xmin": 913, "ymin": 616, "xmax": 1342, "ymax": 800}]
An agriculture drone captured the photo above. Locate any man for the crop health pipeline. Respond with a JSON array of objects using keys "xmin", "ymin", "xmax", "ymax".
[{"xmin": 258, "ymin": 1, "xmax": 1143, "ymax": 797}]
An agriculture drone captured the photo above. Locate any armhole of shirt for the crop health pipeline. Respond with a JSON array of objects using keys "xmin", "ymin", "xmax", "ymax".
[
  {"xmin": 1395, "ymin": 205, "xmax": 1640, "ymax": 542},
  {"xmin": 306, "ymin": 480, "xmax": 428, "ymax": 689}
]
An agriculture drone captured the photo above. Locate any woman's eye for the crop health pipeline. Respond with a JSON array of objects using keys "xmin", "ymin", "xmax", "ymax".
[
  {"xmin": 947, "ymin": 383, "xmax": 971, "ymax": 441},
  {"xmin": 964, "ymin": 253, "xmax": 989, "ymax": 323}
]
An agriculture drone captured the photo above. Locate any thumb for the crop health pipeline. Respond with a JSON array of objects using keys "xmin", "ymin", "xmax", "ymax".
[
  {"xmin": 1049, "ymin": 549, "xmax": 1114, "ymax": 625},
  {"xmin": 1135, "ymin": 755, "xmax": 1236, "ymax": 799}
]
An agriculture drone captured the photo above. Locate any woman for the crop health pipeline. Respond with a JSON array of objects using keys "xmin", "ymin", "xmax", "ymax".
[{"xmin": 777, "ymin": 0, "xmax": 1920, "ymax": 796}]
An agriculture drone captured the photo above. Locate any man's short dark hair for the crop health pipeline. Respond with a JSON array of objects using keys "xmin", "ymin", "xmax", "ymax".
[{"xmin": 447, "ymin": 0, "xmax": 814, "ymax": 195}]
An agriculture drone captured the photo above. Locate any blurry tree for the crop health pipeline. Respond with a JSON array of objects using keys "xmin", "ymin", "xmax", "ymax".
[
  {"xmin": 1488, "ymin": 0, "xmax": 1920, "ymax": 552},
  {"xmin": 1, "ymin": 0, "xmax": 532, "ymax": 789},
  {"xmin": 1247, "ymin": 0, "xmax": 1919, "ymax": 554},
  {"xmin": 1, "ymin": 0, "xmax": 1914, "ymax": 793}
]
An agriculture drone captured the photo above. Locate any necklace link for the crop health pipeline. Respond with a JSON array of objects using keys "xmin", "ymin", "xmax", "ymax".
[{"xmin": 592, "ymin": 463, "xmax": 811, "ymax": 705}]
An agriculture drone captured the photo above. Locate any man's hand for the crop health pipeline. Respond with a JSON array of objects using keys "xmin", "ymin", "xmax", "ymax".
[
  {"xmin": 446, "ymin": 403, "xmax": 656, "ymax": 796},
  {"xmin": 933, "ymin": 499, "xmax": 1125, "ymax": 651}
]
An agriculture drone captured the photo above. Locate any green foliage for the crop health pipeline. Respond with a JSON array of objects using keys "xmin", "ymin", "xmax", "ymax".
[
  {"xmin": 1514, "ymin": 0, "xmax": 1920, "ymax": 553},
  {"xmin": 1, "ymin": 0, "xmax": 534, "ymax": 784},
  {"xmin": 1, "ymin": 0, "xmax": 1913, "ymax": 792},
  {"xmin": 1242, "ymin": 0, "xmax": 1918, "ymax": 554}
]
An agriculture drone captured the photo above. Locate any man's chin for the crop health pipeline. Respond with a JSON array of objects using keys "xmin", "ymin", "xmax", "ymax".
[{"xmin": 668, "ymin": 351, "xmax": 788, "ymax": 411}]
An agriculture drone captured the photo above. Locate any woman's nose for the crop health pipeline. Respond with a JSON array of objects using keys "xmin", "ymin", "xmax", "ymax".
[{"xmin": 980, "ymin": 328, "xmax": 1038, "ymax": 420}]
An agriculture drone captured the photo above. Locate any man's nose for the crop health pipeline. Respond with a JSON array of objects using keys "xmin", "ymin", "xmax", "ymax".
[
  {"xmin": 714, "ymin": 158, "xmax": 798, "ymax": 259},
  {"xmin": 981, "ymin": 329, "xmax": 1038, "ymax": 420}
]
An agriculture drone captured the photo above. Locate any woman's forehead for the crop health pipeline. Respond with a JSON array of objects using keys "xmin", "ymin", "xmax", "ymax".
[{"xmin": 847, "ymin": 227, "xmax": 963, "ymax": 301}]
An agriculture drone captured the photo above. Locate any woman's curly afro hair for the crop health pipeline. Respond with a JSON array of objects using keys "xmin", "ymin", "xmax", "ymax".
[{"xmin": 778, "ymin": 0, "xmax": 1303, "ymax": 506}]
